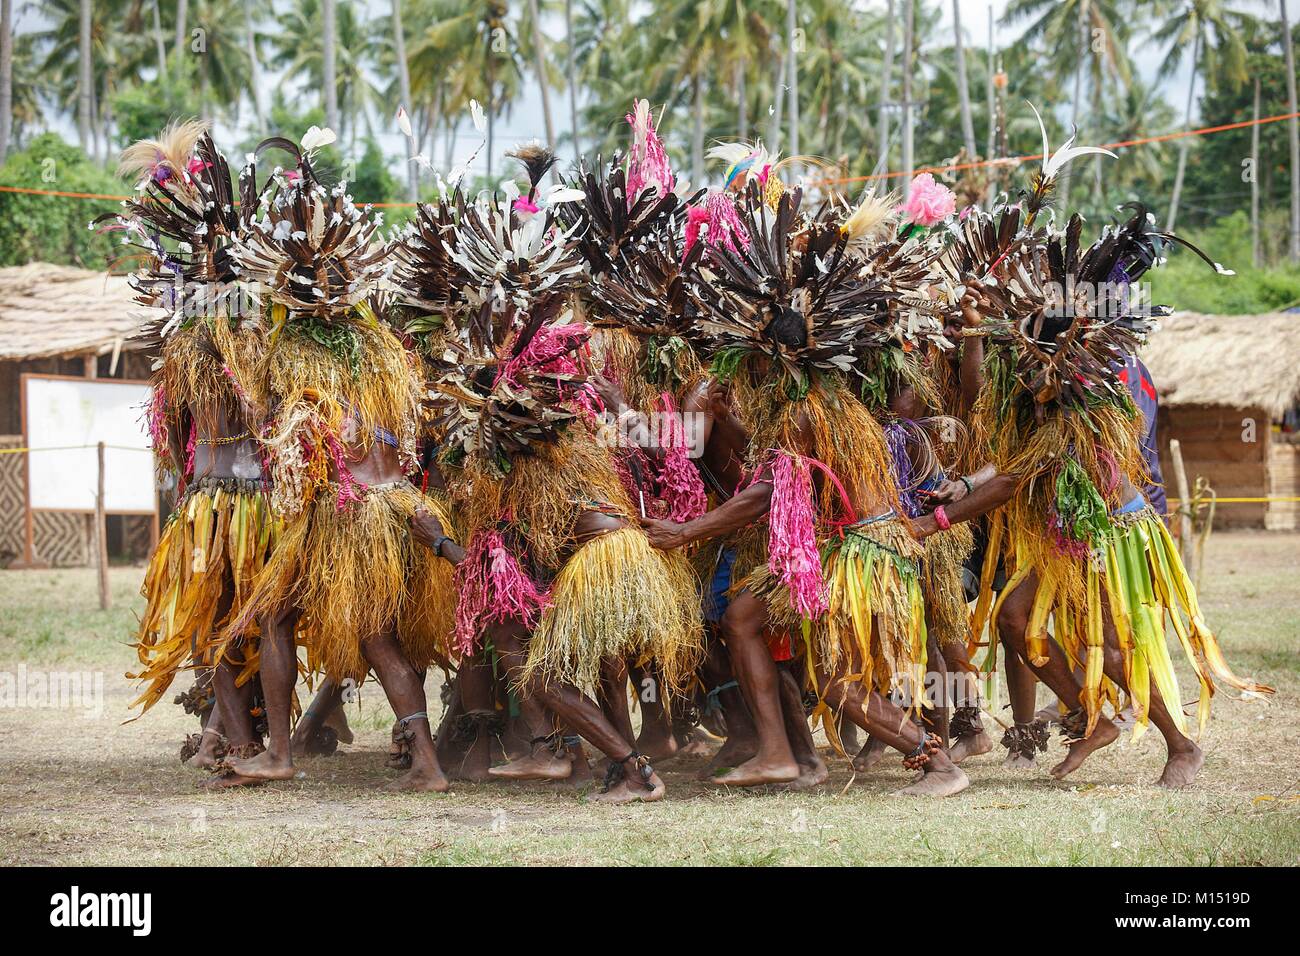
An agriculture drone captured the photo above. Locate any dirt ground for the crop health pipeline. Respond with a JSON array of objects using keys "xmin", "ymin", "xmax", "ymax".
[{"xmin": 1, "ymin": 530, "xmax": 1296, "ymax": 866}]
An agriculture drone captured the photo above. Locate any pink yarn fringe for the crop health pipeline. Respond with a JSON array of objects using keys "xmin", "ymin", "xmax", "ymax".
[
  {"xmin": 454, "ymin": 530, "xmax": 550, "ymax": 656},
  {"xmin": 654, "ymin": 392, "xmax": 707, "ymax": 522},
  {"xmin": 147, "ymin": 387, "xmax": 169, "ymax": 453},
  {"xmin": 683, "ymin": 193, "xmax": 749, "ymax": 259},
  {"xmin": 495, "ymin": 322, "xmax": 591, "ymax": 390},
  {"xmin": 626, "ymin": 104, "xmax": 675, "ymax": 206},
  {"xmin": 767, "ymin": 452, "xmax": 827, "ymax": 619},
  {"xmin": 324, "ymin": 432, "xmax": 366, "ymax": 511}
]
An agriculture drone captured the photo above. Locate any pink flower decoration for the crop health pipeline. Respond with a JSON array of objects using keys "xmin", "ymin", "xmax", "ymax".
[
  {"xmin": 513, "ymin": 195, "xmax": 540, "ymax": 215},
  {"xmin": 899, "ymin": 173, "xmax": 956, "ymax": 227}
]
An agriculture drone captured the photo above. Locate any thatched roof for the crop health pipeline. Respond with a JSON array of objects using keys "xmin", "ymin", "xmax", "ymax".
[
  {"xmin": 0, "ymin": 263, "xmax": 139, "ymax": 360},
  {"xmin": 1141, "ymin": 311, "xmax": 1300, "ymax": 418}
]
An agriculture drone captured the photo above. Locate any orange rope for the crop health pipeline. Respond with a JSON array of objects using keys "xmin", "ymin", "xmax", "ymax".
[
  {"xmin": 2, "ymin": 109, "xmax": 1297, "ymax": 203},
  {"xmin": 812, "ymin": 109, "xmax": 1300, "ymax": 187}
]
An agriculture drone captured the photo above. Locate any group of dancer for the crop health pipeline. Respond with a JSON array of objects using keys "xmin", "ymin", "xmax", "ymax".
[{"xmin": 114, "ymin": 99, "xmax": 1272, "ymax": 803}]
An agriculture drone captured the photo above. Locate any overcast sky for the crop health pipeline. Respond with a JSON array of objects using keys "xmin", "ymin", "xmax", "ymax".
[{"xmin": 17, "ymin": 0, "xmax": 1300, "ymax": 186}]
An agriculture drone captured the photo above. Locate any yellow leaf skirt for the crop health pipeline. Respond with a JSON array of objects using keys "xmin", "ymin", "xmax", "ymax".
[
  {"xmin": 130, "ymin": 477, "xmax": 277, "ymax": 714},
  {"xmin": 920, "ymin": 523, "xmax": 974, "ymax": 649},
  {"xmin": 748, "ymin": 514, "xmax": 928, "ymax": 701},
  {"xmin": 977, "ymin": 506, "xmax": 1273, "ymax": 739},
  {"xmin": 518, "ymin": 526, "xmax": 703, "ymax": 699},
  {"xmin": 224, "ymin": 480, "xmax": 456, "ymax": 683}
]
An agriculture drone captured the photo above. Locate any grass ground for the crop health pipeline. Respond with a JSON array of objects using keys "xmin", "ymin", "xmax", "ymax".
[{"xmin": 1, "ymin": 531, "xmax": 1296, "ymax": 866}]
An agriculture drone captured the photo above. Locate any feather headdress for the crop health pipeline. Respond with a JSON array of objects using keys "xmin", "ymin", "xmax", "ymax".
[
  {"xmin": 100, "ymin": 124, "xmax": 247, "ymax": 348},
  {"xmin": 687, "ymin": 184, "xmax": 940, "ymax": 398},
  {"xmin": 232, "ymin": 137, "xmax": 390, "ymax": 328},
  {"xmin": 626, "ymin": 99, "xmax": 676, "ymax": 205}
]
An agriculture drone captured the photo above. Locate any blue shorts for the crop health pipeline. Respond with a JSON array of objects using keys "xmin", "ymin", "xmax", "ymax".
[{"xmin": 704, "ymin": 547, "xmax": 737, "ymax": 623}]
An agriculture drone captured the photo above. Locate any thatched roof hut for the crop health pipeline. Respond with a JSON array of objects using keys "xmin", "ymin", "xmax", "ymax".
[
  {"xmin": 0, "ymin": 264, "xmax": 154, "ymax": 567},
  {"xmin": 1141, "ymin": 312, "xmax": 1300, "ymax": 529},
  {"xmin": 0, "ymin": 263, "xmax": 139, "ymax": 362}
]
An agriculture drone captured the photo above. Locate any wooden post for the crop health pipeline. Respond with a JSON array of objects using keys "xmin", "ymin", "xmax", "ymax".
[
  {"xmin": 1169, "ymin": 438, "xmax": 1195, "ymax": 581},
  {"xmin": 95, "ymin": 441, "xmax": 110, "ymax": 610}
]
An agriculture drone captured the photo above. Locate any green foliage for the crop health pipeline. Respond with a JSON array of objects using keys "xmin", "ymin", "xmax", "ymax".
[
  {"xmin": 112, "ymin": 80, "xmax": 202, "ymax": 148},
  {"xmin": 0, "ymin": 134, "xmax": 125, "ymax": 268},
  {"xmin": 1149, "ymin": 211, "xmax": 1300, "ymax": 314}
]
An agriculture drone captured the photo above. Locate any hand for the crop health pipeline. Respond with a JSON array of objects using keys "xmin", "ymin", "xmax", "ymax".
[
  {"xmin": 589, "ymin": 373, "xmax": 627, "ymax": 414},
  {"xmin": 922, "ymin": 478, "xmax": 969, "ymax": 506},
  {"xmin": 910, "ymin": 512, "xmax": 939, "ymax": 540},
  {"xmin": 639, "ymin": 516, "xmax": 688, "ymax": 551},
  {"xmin": 409, "ymin": 507, "xmax": 447, "ymax": 553}
]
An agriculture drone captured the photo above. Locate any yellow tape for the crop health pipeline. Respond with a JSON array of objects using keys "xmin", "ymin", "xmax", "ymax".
[{"xmin": 0, "ymin": 444, "xmax": 152, "ymax": 455}]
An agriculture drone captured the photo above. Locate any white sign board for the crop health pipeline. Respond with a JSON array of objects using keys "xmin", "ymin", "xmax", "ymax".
[{"xmin": 23, "ymin": 375, "xmax": 156, "ymax": 513}]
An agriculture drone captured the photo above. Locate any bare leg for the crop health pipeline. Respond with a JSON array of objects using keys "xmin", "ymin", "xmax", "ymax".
[
  {"xmin": 226, "ymin": 606, "xmax": 299, "ymax": 782},
  {"xmin": 1001, "ymin": 636, "xmax": 1048, "ymax": 769},
  {"xmin": 491, "ymin": 621, "xmax": 664, "ymax": 802},
  {"xmin": 823, "ymin": 679, "xmax": 969, "ymax": 797},
  {"xmin": 440, "ymin": 660, "xmax": 497, "ymax": 782},
  {"xmin": 698, "ymin": 630, "xmax": 760, "ymax": 776},
  {"xmin": 362, "ymin": 628, "xmax": 449, "ymax": 792},
  {"xmin": 631, "ymin": 661, "xmax": 680, "ymax": 762},
  {"xmin": 292, "ymin": 676, "xmax": 342, "ymax": 757},
  {"xmin": 943, "ymin": 641, "xmax": 992, "ymax": 763},
  {"xmin": 710, "ymin": 590, "xmax": 799, "ymax": 786},
  {"xmin": 995, "ymin": 575, "xmax": 1119, "ymax": 778},
  {"xmin": 778, "ymin": 667, "xmax": 827, "ymax": 788}
]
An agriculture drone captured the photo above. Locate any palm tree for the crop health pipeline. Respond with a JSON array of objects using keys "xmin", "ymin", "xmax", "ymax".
[
  {"xmin": 877, "ymin": 0, "xmax": 895, "ymax": 168},
  {"xmin": 175, "ymin": 0, "xmax": 189, "ymax": 77},
  {"xmin": 78, "ymin": 0, "xmax": 92, "ymax": 152},
  {"xmin": 321, "ymin": 0, "xmax": 340, "ymax": 131},
  {"xmin": 1280, "ymin": 0, "xmax": 1299, "ymax": 262},
  {"xmin": 390, "ymin": 0, "xmax": 417, "ymax": 200},
  {"xmin": 410, "ymin": 1, "xmax": 525, "ymax": 180},
  {"xmin": 272, "ymin": 0, "xmax": 382, "ymax": 148},
  {"xmin": 1003, "ymin": 0, "xmax": 1134, "ymax": 206},
  {"xmin": 565, "ymin": 0, "xmax": 579, "ymax": 160},
  {"xmin": 951, "ymin": 0, "xmax": 976, "ymax": 159},
  {"xmin": 244, "ymin": 0, "xmax": 267, "ymax": 133},
  {"xmin": 1154, "ymin": 0, "xmax": 1252, "ymax": 230},
  {"xmin": 523, "ymin": 0, "xmax": 557, "ymax": 155},
  {"xmin": 901, "ymin": 0, "xmax": 913, "ymax": 193},
  {"xmin": 786, "ymin": 0, "xmax": 799, "ymax": 166},
  {"xmin": 0, "ymin": 0, "xmax": 13, "ymax": 161}
]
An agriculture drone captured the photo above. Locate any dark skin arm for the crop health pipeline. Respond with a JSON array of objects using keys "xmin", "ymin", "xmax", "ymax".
[
  {"xmin": 946, "ymin": 283, "xmax": 989, "ymax": 417},
  {"xmin": 409, "ymin": 507, "xmax": 466, "ymax": 565},
  {"xmin": 912, "ymin": 470, "xmax": 1017, "ymax": 539},
  {"xmin": 641, "ymin": 480, "xmax": 773, "ymax": 550}
]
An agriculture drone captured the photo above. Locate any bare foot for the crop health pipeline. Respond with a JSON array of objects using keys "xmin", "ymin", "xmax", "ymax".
[
  {"xmin": 677, "ymin": 735, "xmax": 715, "ymax": 758},
  {"xmin": 893, "ymin": 764, "xmax": 970, "ymax": 797},
  {"xmin": 636, "ymin": 733, "xmax": 680, "ymax": 764},
  {"xmin": 949, "ymin": 730, "xmax": 993, "ymax": 764},
  {"xmin": 1035, "ymin": 705, "xmax": 1062, "ymax": 725},
  {"xmin": 228, "ymin": 749, "xmax": 296, "ymax": 781},
  {"xmin": 1004, "ymin": 750, "xmax": 1038, "ymax": 769},
  {"xmin": 489, "ymin": 747, "xmax": 573, "ymax": 781},
  {"xmin": 1050, "ymin": 719, "xmax": 1120, "ymax": 780},
  {"xmin": 711, "ymin": 756, "xmax": 800, "ymax": 787},
  {"xmin": 185, "ymin": 731, "xmax": 224, "ymax": 769},
  {"xmin": 784, "ymin": 758, "xmax": 829, "ymax": 790},
  {"xmin": 851, "ymin": 735, "xmax": 888, "ymax": 773},
  {"xmin": 592, "ymin": 769, "xmax": 666, "ymax": 804},
  {"xmin": 200, "ymin": 771, "xmax": 266, "ymax": 790},
  {"xmin": 385, "ymin": 763, "xmax": 451, "ymax": 793},
  {"xmin": 698, "ymin": 737, "xmax": 757, "ymax": 780},
  {"xmin": 1156, "ymin": 742, "xmax": 1204, "ymax": 789}
]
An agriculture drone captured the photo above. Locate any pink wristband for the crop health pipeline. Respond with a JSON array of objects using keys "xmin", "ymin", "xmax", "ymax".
[{"xmin": 933, "ymin": 505, "xmax": 951, "ymax": 531}]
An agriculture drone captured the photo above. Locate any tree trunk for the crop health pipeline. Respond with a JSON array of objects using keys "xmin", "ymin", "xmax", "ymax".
[
  {"xmin": 901, "ymin": 0, "xmax": 914, "ymax": 196},
  {"xmin": 525, "ymin": 0, "xmax": 557, "ymax": 165},
  {"xmin": 1059, "ymin": 9, "xmax": 1086, "ymax": 208},
  {"xmin": 767, "ymin": 42, "xmax": 786, "ymax": 151},
  {"xmin": 877, "ymin": 0, "xmax": 895, "ymax": 170},
  {"xmin": 565, "ymin": 0, "xmax": 579, "ymax": 162},
  {"xmin": 1166, "ymin": 29, "xmax": 1199, "ymax": 232},
  {"xmin": 245, "ymin": 1, "xmax": 265, "ymax": 134},
  {"xmin": 174, "ymin": 0, "xmax": 188, "ymax": 79},
  {"xmin": 321, "ymin": 0, "xmax": 340, "ymax": 133},
  {"xmin": 986, "ymin": 3, "xmax": 996, "ymax": 204},
  {"xmin": 1252, "ymin": 76, "xmax": 1262, "ymax": 267},
  {"xmin": 151, "ymin": 0, "xmax": 167, "ymax": 77},
  {"xmin": 391, "ymin": 0, "xmax": 417, "ymax": 201},
  {"xmin": 786, "ymin": 0, "xmax": 799, "ymax": 178},
  {"xmin": 692, "ymin": 71, "xmax": 704, "ymax": 184},
  {"xmin": 0, "ymin": 0, "xmax": 13, "ymax": 160},
  {"xmin": 952, "ymin": 0, "xmax": 976, "ymax": 159},
  {"xmin": 736, "ymin": 57, "xmax": 748, "ymax": 140},
  {"xmin": 78, "ymin": 0, "xmax": 92, "ymax": 154},
  {"xmin": 1281, "ymin": 0, "xmax": 1300, "ymax": 263}
]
